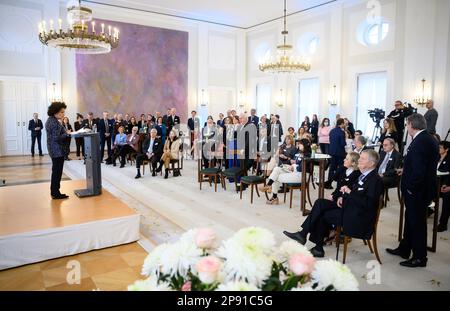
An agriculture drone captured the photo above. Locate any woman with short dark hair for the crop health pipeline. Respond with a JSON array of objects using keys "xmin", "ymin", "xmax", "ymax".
[{"xmin": 45, "ymin": 102, "xmax": 71, "ymax": 199}]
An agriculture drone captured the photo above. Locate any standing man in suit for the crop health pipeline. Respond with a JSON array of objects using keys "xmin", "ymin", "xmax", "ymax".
[
  {"xmin": 377, "ymin": 138, "xmax": 402, "ymax": 188},
  {"xmin": 248, "ymin": 109, "xmax": 259, "ymax": 127},
  {"xmin": 82, "ymin": 112, "xmax": 97, "ymax": 130},
  {"xmin": 135, "ymin": 128, "xmax": 163, "ymax": 178},
  {"xmin": 162, "ymin": 109, "xmax": 171, "ymax": 128},
  {"xmin": 188, "ymin": 110, "xmax": 199, "ymax": 156},
  {"xmin": 98, "ymin": 111, "xmax": 114, "ymax": 163},
  {"xmin": 217, "ymin": 113, "xmax": 225, "ymax": 128},
  {"xmin": 424, "ymin": 100, "xmax": 438, "ymax": 135},
  {"xmin": 387, "ymin": 114, "xmax": 439, "ymax": 268},
  {"xmin": 167, "ymin": 108, "xmax": 180, "ymax": 133},
  {"xmin": 29, "ymin": 113, "xmax": 44, "ymax": 157},
  {"xmin": 283, "ymin": 150, "xmax": 383, "ymax": 257},
  {"xmin": 325, "ymin": 118, "xmax": 347, "ymax": 189}
]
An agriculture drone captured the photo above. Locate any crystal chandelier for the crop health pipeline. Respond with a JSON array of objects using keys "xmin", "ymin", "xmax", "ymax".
[
  {"xmin": 38, "ymin": 0, "xmax": 119, "ymax": 54},
  {"xmin": 259, "ymin": 0, "xmax": 311, "ymax": 74},
  {"xmin": 413, "ymin": 79, "xmax": 432, "ymax": 107}
]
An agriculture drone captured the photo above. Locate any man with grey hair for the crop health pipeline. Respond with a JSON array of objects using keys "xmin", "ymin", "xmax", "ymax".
[
  {"xmin": 284, "ymin": 149, "xmax": 384, "ymax": 258},
  {"xmin": 377, "ymin": 138, "xmax": 402, "ymax": 188},
  {"xmin": 387, "ymin": 114, "xmax": 439, "ymax": 268},
  {"xmin": 135, "ymin": 128, "xmax": 163, "ymax": 178},
  {"xmin": 353, "ymin": 135, "xmax": 369, "ymax": 154},
  {"xmin": 424, "ymin": 99, "xmax": 438, "ymax": 134}
]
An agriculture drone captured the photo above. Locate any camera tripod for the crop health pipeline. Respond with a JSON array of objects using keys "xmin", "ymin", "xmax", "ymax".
[{"xmin": 371, "ymin": 119, "xmax": 383, "ymax": 144}]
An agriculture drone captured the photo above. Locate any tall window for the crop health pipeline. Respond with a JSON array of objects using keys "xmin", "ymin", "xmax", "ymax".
[
  {"xmin": 256, "ymin": 84, "xmax": 272, "ymax": 117},
  {"xmin": 365, "ymin": 22, "xmax": 389, "ymax": 46},
  {"xmin": 298, "ymin": 78, "xmax": 320, "ymax": 127},
  {"xmin": 356, "ymin": 72, "xmax": 387, "ymax": 142}
]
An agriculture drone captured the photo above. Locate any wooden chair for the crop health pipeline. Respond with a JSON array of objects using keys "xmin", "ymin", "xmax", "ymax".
[
  {"xmin": 198, "ymin": 159, "xmax": 222, "ymax": 192},
  {"xmin": 335, "ymin": 196, "xmax": 384, "ymax": 264},
  {"xmin": 240, "ymin": 175, "xmax": 267, "ymax": 205},
  {"xmin": 221, "ymin": 161, "xmax": 244, "ymax": 193}
]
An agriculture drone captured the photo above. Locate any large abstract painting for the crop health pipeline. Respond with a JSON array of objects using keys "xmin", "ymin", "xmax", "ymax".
[{"xmin": 76, "ymin": 20, "xmax": 188, "ymax": 118}]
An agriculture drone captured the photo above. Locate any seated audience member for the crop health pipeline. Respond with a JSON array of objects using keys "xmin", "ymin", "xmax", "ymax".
[
  {"xmin": 438, "ymin": 141, "xmax": 450, "ymax": 232},
  {"xmin": 344, "ymin": 130, "xmax": 354, "ymax": 153},
  {"xmin": 329, "ymin": 152, "xmax": 362, "ymax": 201},
  {"xmin": 260, "ymin": 139, "xmax": 310, "ymax": 205},
  {"xmin": 159, "ymin": 129, "xmax": 181, "ymax": 179},
  {"xmin": 379, "ymin": 118, "xmax": 398, "ymax": 147},
  {"xmin": 288, "ymin": 127, "xmax": 297, "ymax": 140},
  {"xmin": 111, "ymin": 126, "xmax": 127, "ymax": 166},
  {"xmin": 135, "ymin": 128, "xmax": 163, "ymax": 178},
  {"xmin": 355, "ymin": 130, "xmax": 363, "ymax": 137},
  {"xmin": 297, "ymin": 126, "xmax": 312, "ymax": 141},
  {"xmin": 278, "ymin": 135, "xmax": 298, "ymax": 166},
  {"xmin": 354, "ymin": 135, "xmax": 369, "ymax": 154},
  {"xmin": 283, "ymin": 149, "xmax": 384, "ymax": 257},
  {"xmin": 377, "ymin": 138, "xmax": 402, "ymax": 188},
  {"xmin": 117, "ymin": 126, "xmax": 140, "ymax": 168}
]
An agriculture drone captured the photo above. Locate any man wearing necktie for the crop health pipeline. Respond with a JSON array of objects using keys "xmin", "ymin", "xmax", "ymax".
[
  {"xmin": 377, "ymin": 138, "xmax": 402, "ymax": 188},
  {"xmin": 248, "ymin": 109, "xmax": 259, "ymax": 127},
  {"xmin": 99, "ymin": 111, "xmax": 113, "ymax": 163},
  {"xmin": 28, "ymin": 112, "xmax": 44, "ymax": 157},
  {"xmin": 387, "ymin": 114, "xmax": 439, "ymax": 268},
  {"xmin": 283, "ymin": 150, "xmax": 384, "ymax": 258},
  {"xmin": 135, "ymin": 129, "xmax": 163, "ymax": 178}
]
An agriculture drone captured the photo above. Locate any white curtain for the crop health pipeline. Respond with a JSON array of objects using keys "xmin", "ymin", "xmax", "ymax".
[
  {"xmin": 256, "ymin": 84, "xmax": 272, "ymax": 117},
  {"xmin": 298, "ymin": 78, "xmax": 320, "ymax": 127},
  {"xmin": 356, "ymin": 72, "xmax": 387, "ymax": 141}
]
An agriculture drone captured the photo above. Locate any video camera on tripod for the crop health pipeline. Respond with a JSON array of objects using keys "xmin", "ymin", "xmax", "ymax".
[
  {"xmin": 367, "ymin": 108, "xmax": 386, "ymax": 144},
  {"xmin": 402, "ymin": 102, "xmax": 417, "ymax": 117}
]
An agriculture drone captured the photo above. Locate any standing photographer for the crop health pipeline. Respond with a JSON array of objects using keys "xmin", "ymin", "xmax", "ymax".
[
  {"xmin": 388, "ymin": 101, "xmax": 408, "ymax": 153},
  {"xmin": 424, "ymin": 100, "xmax": 438, "ymax": 135}
]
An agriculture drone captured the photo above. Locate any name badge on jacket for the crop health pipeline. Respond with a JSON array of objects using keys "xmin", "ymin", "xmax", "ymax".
[{"xmin": 358, "ymin": 187, "xmax": 364, "ymax": 191}]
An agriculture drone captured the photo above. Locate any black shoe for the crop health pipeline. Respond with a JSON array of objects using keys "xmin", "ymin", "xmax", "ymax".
[
  {"xmin": 52, "ymin": 194, "xmax": 69, "ymax": 200},
  {"xmin": 39, "ymin": 154, "xmax": 44, "ymax": 157},
  {"xmin": 427, "ymin": 208, "xmax": 435, "ymax": 218},
  {"xmin": 283, "ymin": 231, "xmax": 307, "ymax": 245},
  {"xmin": 309, "ymin": 246, "xmax": 325, "ymax": 258},
  {"xmin": 324, "ymin": 182, "xmax": 333, "ymax": 190},
  {"xmin": 135, "ymin": 174, "xmax": 141, "ymax": 179},
  {"xmin": 437, "ymin": 224, "xmax": 448, "ymax": 232},
  {"xmin": 155, "ymin": 163, "xmax": 163, "ymax": 173},
  {"xmin": 386, "ymin": 248, "xmax": 410, "ymax": 259},
  {"xmin": 120, "ymin": 164, "xmax": 125, "ymax": 168},
  {"xmin": 164, "ymin": 170, "xmax": 169, "ymax": 179},
  {"xmin": 399, "ymin": 258, "xmax": 427, "ymax": 268},
  {"xmin": 31, "ymin": 154, "xmax": 35, "ymax": 157},
  {"xmin": 152, "ymin": 171, "xmax": 156, "ymax": 177},
  {"xmin": 113, "ymin": 163, "xmax": 116, "ymax": 167}
]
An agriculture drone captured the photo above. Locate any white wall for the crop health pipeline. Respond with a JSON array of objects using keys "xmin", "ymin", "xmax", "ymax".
[{"xmin": 246, "ymin": 0, "xmax": 450, "ymax": 138}]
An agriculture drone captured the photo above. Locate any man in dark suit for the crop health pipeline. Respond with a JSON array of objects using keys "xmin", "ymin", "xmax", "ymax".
[
  {"xmin": 284, "ymin": 149, "xmax": 384, "ymax": 257},
  {"xmin": 98, "ymin": 111, "xmax": 114, "ymax": 163},
  {"xmin": 387, "ymin": 101, "xmax": 408, "ymax": 152},
  {"xmin": 167, "ymin": 108, "xmax": 181, "ymax": 133},
  {"xmin": 135, "ymin": 128, "xmax": 163, "ymax": 178},
  {"xmin": 387, "ymin": 114, "xmax": 439, "ymax": 268},
  {"xmin": 82, "ymin": 112, "xmax": 97, "ymax": 130},
  {"xmin": 377, "ymin": 138, "xmax": 402, "ymax": 188},
  {"xmin": 217, "ymin": 113, "xmax": 225, "ymax": 128},
  {"xmin": 28, "ymin": 113, "xmax": 44, "ymax": 157},
  {"xmin": 325, "ymin": 118, "xmax": 347, "ymax": 189},
  {"xmin": 248, "ymin": 109, "xmax": 259, "ymax": 127},
  {"xmin": 188, "ymin": 110, "xmax": 200, "ymax": 156}
]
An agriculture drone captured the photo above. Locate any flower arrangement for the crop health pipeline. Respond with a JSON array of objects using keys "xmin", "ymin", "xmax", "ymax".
[{"xmin": 128, "ymin": 227, "xmax": 358, "ymax": 291}]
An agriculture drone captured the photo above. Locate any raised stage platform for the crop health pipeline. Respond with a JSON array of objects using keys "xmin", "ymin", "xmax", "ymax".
[{"xmin": 0, "ymin": 180, "xmax": 140, "ymax": 270}]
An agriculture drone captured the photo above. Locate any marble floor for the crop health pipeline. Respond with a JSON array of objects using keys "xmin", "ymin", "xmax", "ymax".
[{"xmin": 61, "ymin": 157, "xmax": 450, "ymax": 291}]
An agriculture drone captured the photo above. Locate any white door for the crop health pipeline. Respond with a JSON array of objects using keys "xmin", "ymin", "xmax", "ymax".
[{"xmin": 0, "ymin": 77, "xmax": 47, "ymax": 156}]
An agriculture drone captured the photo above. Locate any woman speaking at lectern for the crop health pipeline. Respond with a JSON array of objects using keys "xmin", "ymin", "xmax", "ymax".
[{"xmin": 45, "ymin": 102, "xmax": 71, "ymax": 199}]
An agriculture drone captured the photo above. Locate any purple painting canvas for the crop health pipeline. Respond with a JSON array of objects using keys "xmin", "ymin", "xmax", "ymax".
[{"xmin": 76, "ymin": 19, "xmax": 188, "ymax": 119}]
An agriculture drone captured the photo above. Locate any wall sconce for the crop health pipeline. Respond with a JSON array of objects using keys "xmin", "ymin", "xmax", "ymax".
[
  {"xmin": 200, "ymin": 89, "xmax": 208, "ymax": 107},
  {"xmin": 276, "ymin": 89, "xmax": 284, "ymax": 108},
  {"xmin": 413, "ymin": 79, "xmax": 432, "ymax": 107},
  {"xmin": 238, "ymin": 90, "xmax": 246, "ymax": 108},
  {"xmin": 328, "ymin": 84, "xmax": 338, "ymax": 106}
]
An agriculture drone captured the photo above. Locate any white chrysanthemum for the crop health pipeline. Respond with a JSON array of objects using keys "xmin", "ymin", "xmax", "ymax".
[
  {"xmin": 179, "ymin": 229, "xmax": 197, "ymax": 243},
  {"xmin": 274, "ymin": 240, "xmax": 311, "ymax": 264},
  {"xmin": 311, "ymin": 259, "xmax": 359, "ymax": 291},
  {"xmin": 216, "ymin": 238, "xmax": 272, "ymax": 286},
  {"xmin": 127, "ymin": 278, "xmax": 172, "ymax": 291},
  {"xmin": 232, "ymin": 227, "xmax": 276, "ymax": 252},
  {"xmin": 216, "ymin": 281, "xmax": 261, "ymax": 291},
  {"xmin": 291, "ymin": 282, "xmax": 315, "ymax": 291},
  {"xmin": 141, "ymin": 243, "xmax": 171, "ymax": 277},
  {"xmin": 160, "ymin": 239, "xmax": 203, "ymax": 277}
]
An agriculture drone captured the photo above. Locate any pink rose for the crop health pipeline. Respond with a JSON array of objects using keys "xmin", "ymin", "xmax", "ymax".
[
  {"xmin": 181, "ymin": 281, "xmax": 192, "ymax": 291},
  {"xmin": 195, "ymin": 228, "xmax": 216, "ymax": 249},
  {"xmin": 195, "ymin": 256, "xmax": 222, "ymax": 284},
  {"xmin": 289, "ymin": 254, "xmax": 316, "ymax": 276}
]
